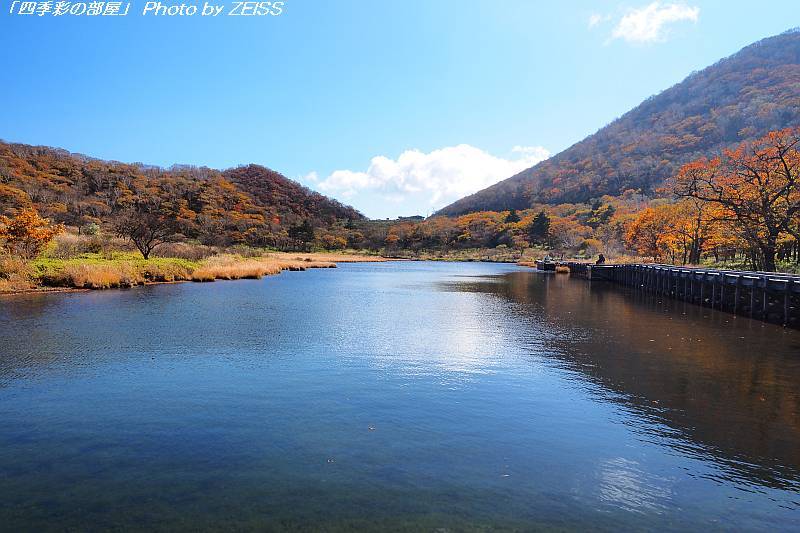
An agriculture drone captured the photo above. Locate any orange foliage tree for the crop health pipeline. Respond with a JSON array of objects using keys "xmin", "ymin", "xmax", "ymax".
[
  {"xmin": 673, "ymin": 128, "xmax": 800, "ymax": 271},
  {"xmin": 625, "ymin": 206, "xmax": 675, "ymax": 261},
  {"xmin": 0, "ymin": 208, "xmax": 64, "ymax": 259}
]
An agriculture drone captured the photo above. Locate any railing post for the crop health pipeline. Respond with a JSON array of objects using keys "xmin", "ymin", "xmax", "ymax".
[
  {"xmin": 711, "ymin": 276, "xmax": 716, "ymax": 309},
  {"xmin": 784, "ymin": 279, "xmax": 791, "ymax": 326}
]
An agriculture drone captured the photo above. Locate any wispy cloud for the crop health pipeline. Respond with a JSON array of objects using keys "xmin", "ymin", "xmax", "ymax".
[
  {"xmin": 590, "ymin": 2, "xmax": 699, "ymax": 44},
  {"xmin": 588, "ymin": 13, "xmax": 611, "ymax": 29},
  {"xmin": 307, "ymin": 144, "xmax": 550, "ymax": 215}
]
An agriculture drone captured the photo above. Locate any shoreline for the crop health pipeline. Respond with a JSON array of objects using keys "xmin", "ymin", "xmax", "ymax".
[
  {"xmin": 0, "ymin": 252, "xmax": 392, "ymax": 296},
  {"xmin": 0, "ymin": 256, "xmax": 532, "ymax": 297}
]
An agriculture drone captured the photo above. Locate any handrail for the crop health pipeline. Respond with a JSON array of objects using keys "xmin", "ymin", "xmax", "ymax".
[{"xmin": 597, "ymin": 263, "xmax": 800, "ymax": 282}]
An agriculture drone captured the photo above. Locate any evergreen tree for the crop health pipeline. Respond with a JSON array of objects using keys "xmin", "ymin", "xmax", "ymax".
[
  {"xmin": 288, "ymin": 220, "xmax": 315, "ymax": 249},
  {"xmin": 528, "ymin": 211, "xmax": 550, "ymax": 245}
]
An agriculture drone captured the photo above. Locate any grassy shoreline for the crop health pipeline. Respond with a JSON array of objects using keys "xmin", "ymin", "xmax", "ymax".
[
  {"xmin": 5, "ymin": 236, "xmax": 798, "ymax": 296},
  {"xmin": 0, "ymin": 251, "xmax": 388, "ymax": 294}
]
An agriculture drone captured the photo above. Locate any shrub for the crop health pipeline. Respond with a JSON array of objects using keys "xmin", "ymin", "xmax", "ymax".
[
  {"xmin": 0, "ymin": 255, "xmax": 33, "ymax": 291},
  {"xmin": 225, "ymin": 244, "xmax": 264, "ymax": 258},
  {"xmin": 81, "ymin": 223, "xmax": 100, "ymax": 236},
  {"xmin": 0, "ymin": 255, "xmax": 30, "ymax": 280},
  {"xmin": 154, "ymin": 242, "xmax": 216, "ymax": 261},
  {"xmin": 0, "ymin": 208, "xmax": 64, "ymax": 259},
  {"xmin": 50, "ymin": 233, "xmax": 103, "ymax": 259}
]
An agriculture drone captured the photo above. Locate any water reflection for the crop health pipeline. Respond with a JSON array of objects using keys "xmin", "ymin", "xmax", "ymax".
[
  {"xmin": 450, "ymin": 271, "xmax": 800, "ymax": 492},
  {"xmin": 1, "ymin": 263, "xmax": 799, "ymax": 530}
]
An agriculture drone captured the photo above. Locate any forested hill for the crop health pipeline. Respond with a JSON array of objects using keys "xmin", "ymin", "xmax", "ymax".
[
  {"xmin": 222, "ymin": 164, "xmax": 359, "ymax": 223},
  {"xmin": 437, "ymin": 29, "xmax": 800, "ymax": 216},
  {"xmin": 0, "ymin": 142, "xmax": 363, "ymax": 247}
]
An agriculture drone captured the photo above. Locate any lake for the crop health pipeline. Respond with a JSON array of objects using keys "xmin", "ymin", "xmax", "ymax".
[{"xmin": 1, "ymin": 261, "xmax": 799, "ymax": 531}]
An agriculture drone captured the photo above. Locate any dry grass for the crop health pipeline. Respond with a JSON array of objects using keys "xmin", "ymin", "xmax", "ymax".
[
  {"xmin": 517, "ymin": 261, "xmax": 537, "ymax": 268},
  {"xmin": 154, "ymin": 242, "xmax": 216, "ymax": 261},
  {"xmin": 191, "ymin": 257, "xmax": 283, "ymax": 281},
  {"xmin": 56, "ymin": 263, "xmax": 144, "ymax": 289},
  {"xmin": 140, "ymin": 262, "xmax": 194, "ymax": 282},
  {"xmin": 264, "ymin": 252, "xmax": 388, "ymax": 263},
  {"xmin": 50, "ymin": 233, "xmax": 104, "ymax": 259},
  {"xmin": 35, "ymin": 253, "xmax": 197, "ymax": 289},
  {"xmin": 0, "ymin": 255, "xmax": 35, "ymax": 292},
  {"xmin": 190, "ymin": 255, "xmax": 336, "ymax": 282},
  {"xmin": 6, "ymin": 247, "xmax": 380, "ymax": 293}
]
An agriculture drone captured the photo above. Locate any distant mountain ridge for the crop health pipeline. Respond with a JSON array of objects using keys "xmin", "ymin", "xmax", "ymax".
[{"xmin": 437, "ymin": 29, "xmax": 800, "ymax": 216}]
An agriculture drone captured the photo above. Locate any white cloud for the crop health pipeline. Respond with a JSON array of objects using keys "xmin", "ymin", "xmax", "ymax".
[
  {"xmin": 588, "ymin": 13, "xmax": 611, "ymax": 28},
  {"xmin": 312, "ymin": 144, "xmax": 550, "ymax": 214},
  {"xmin": 610, "ymin": 2, "xmax": 699, "ymax": 43}
]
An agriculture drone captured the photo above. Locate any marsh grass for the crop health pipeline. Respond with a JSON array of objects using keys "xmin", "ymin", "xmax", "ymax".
[
  {"xmin": 264, "ymin": 252, "xmax": 388, "ymax": 263},
  {"xmin": 191, "ymin": 255, "xmax": 336, "ymax": 282},
  {"xmin": 0, "ymin": 255, "xmax": 35, "ymax": 292},
  {"xmin": 4, "ymin": 237, "xmax": 384, "ymax": 293},
  {"xmin": 33, "ymin": 253, "xmax": 199, "ymax": 289},
  {"xmin": 23, "ymin": 251, "xmax": 347, "ymax": 290}
]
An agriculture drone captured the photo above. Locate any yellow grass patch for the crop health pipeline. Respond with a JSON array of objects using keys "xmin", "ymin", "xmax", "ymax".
[
  {"xmin": 264, "ymin": 252, "xmax": 388, "ymax": 263},
  {"xmin": 60, "ymin": 263, "xmax": 144, "ymax": 289},
  {"xmin": 190, "ymin": 255, "xmax": 336, "ymax": 282}
]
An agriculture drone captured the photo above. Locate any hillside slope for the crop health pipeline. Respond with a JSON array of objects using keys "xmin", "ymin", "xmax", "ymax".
[
  {"xmin": 0, "ymin": 142, "xmax": 363, "ymax": 246},
  {"xmin": 438, "ymin": 30, "xmax": 800, "ymax": 216},
  {"xmin": 223, "ymin": 164, "xmax": 360, "ymax": 223}
]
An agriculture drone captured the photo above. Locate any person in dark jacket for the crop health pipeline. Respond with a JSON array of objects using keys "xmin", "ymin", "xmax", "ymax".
[{"xmin": 596, "ymin": 254, "xmax": 606, "ymax": 265}]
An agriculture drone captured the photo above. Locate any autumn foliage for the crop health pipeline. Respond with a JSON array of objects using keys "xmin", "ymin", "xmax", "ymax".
[
  {"xmin": 380, "ymin": 130, "xmax": 800, "ymax": 272},
  {"xmin": 672, "ymin": 127, "xmax": 800, "ymax": 271},
  {"xmin": 0, "ymin": 141, "xmax": 363, "ymax": 258},
  {"xmin": 1, "ymin": 126, "xmax": 799, "ymax": 273},
  {"xmin": 0, "ymin": 208, "xmax": 63, "ymax": 259},
  {"xmin": 439, "ymin": 30, "xmax": 800, "ymax": 216}
]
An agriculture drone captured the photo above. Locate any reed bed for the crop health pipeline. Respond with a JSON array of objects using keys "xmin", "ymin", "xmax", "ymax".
[
  {"xmin": 0, "ymin": 255, "xmax": 35, "ymax": 292},
  {"xmin": 57, "ymin": 263, "xmax": 144, "ymax": 289},
  {"xmin": 35, "ymin": 254, "xmax": 196, "ymax": 289},
  {"xmin": 264, "ymin": 252, "xmax": 388, "ymax": 263},
  {"xmin": 190, "ymin": 255, "xmax": 335, "ymax": 282},
  {"xmin": 15, "ymin": 249, "xmax": 372, "ymax": 293}
]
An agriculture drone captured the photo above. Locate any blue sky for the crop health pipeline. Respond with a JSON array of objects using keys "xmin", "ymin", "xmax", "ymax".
[{"xmin": 1, "ymin": 1, "xmax": 797, "ymax": 218}]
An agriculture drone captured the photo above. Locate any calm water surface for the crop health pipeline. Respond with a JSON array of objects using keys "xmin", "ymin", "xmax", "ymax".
[{"xmin": 1, "ymin": 262, "xmax": 799, "ymax": 531}]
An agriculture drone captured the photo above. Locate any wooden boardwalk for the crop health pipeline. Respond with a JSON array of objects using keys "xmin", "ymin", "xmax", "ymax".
[{"xmin": 562, "ymin": 262, "xmax": 800, "ymax": 328}]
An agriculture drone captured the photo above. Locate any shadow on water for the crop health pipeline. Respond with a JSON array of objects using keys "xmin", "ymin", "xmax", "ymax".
[{"xmin": 446, "ymin": 270, "xmax": 800, "ymax": 492}]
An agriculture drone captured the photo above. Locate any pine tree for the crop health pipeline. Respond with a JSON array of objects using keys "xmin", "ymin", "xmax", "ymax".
[{"xmin": 528, "ymin": 211, "xmax": 550, "ymax": 245}]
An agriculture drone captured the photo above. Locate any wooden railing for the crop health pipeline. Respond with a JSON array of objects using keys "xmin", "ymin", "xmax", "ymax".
[{"xmin": 564, "ymin": 263, "xmax": 800, "ymax": 327}]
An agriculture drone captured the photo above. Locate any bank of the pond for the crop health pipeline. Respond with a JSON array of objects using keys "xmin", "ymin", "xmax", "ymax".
[{"xmin": 0, "ymin": 252, "xmax": 389, "ymax": 294}]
